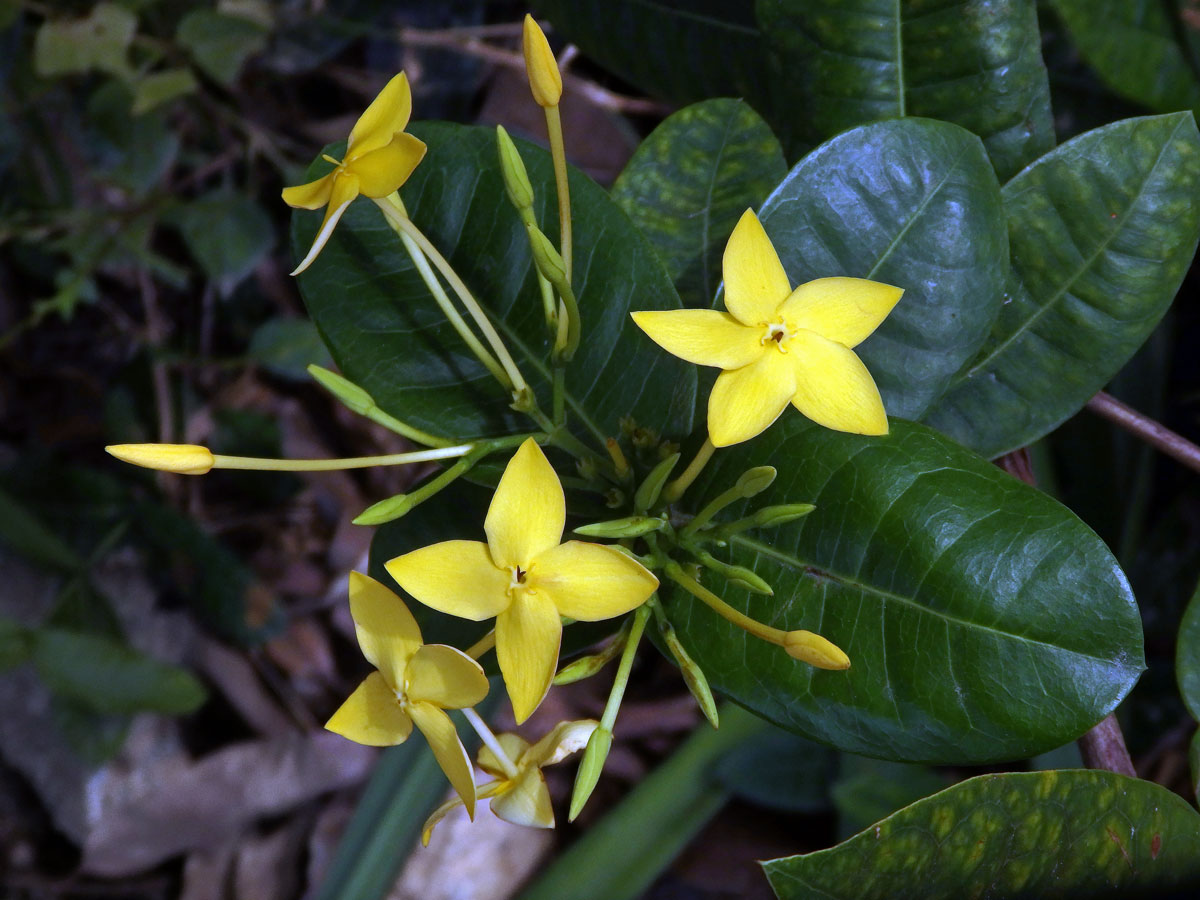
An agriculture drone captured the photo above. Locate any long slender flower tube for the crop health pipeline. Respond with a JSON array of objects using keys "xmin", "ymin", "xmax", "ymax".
[
  {"xmin": 632, "ymin": 209, "xmax": 903, "ymax": 447},
  {"xmin": 421, "ymin": 719, "xmax": 597, "ymax": 845},
  {"xmin": 385, "ymin": 438, "xmax": 658, "ymax": 723},
  {"xmin": 282, "ymin": 71, "xmax": 426, "ymax": 275},
  {"xmin": 325, "ymin": 573, "xmax": 489, "ymax": 815}
]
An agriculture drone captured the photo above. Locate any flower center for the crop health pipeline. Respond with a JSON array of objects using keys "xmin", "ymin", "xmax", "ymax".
[
  {"xmin": 761, "ymin": 321, "xmax": 793, "ymax": 352},
  {"xmin": 507, "ymin": 564, "xmax": 530, "ymax": 595}
]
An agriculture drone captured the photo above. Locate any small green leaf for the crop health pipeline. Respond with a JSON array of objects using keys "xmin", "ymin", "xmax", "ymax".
[
  {"xmin": 31, "ymin": 628, "xmax": 207, "ymax": 715},
  {"xmin": 756, "ymin": 118, "xmax": 1007, "ymax": 421},
  {"xmin": 764, "ymin": 770, "xmax": 1200, "ymax": 899},
  {"xmin": 34, "ymin": 3, "xmax": 136, "ymax": 79},
  {"xmin": 757, "ymin": 0, "xmax": 1055, "ymax": 180},
  {"xmin": 925, "ymin": 113, "xmax": 1200, "ymax": 458},
  {"xmin": 168, "ymin": 190, "xmax": 274, "ymax": 294},
  {"xmin": 665, "ymin": 417, "xmax": 1144, "ymax": 764},
  {"xmin": 1177, "ymin": 577, "xmax": 1200, "ymax": 722},
  {"xmin": 177, "ymin": 9, "xmax": 268, "ymax": 85},
  {"xmin": 611, "ymin": 99, "xmax": 786, "ymax": 308},
  {"xmin": 248, "ymin": 317, "xmax": 333, "ymax": 381},
  {"xmin": 131, "ymin": 68, "xmax": 198, "ymax": 115}
]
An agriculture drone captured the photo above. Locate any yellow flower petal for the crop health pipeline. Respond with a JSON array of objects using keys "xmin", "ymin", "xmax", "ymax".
[
  {"xmin": 404, "ymin": 644, "xmax": 489, "ymax": 709},
  {"xmin": 489, "ymin": 769, "xmax": 554, "ymax": 829},
  {"xmin": 478, "ymin": 733, "xmax": 531, "ymax": 779},
  {"xmin": 531, "ymin": 542, "xmax": 657, "ymax": 621},
  {"xmin": 325, "ymin": 671, "xmax": 412, "ymax": 746},
  {"xmin": 281, "ymin": 171, "xmax": 337, "ymax": 210},
  {"xmin": 347, "ymin": 571, "xmax": 422, "ymax": 689},
  {"xmin": 420, "ymin": 795, "xmax": 463, "ymax": 847},
  {"xmin": 347, "ymin": 71, "xmax": 413, "ymax": 159},
  {"xmin": 707, "ymin": 350, "xmax": 798, "ymax": 447},
  {"xmin": 291, "ymin": 171, "xmax": 359, "ymax": 276},
  {"xmin": 784, "ymin": 630, "xmax": 851, "ymax": 670},
  {"xmin": 524, "ymin": 719, "xmax": 598, "ymax": 768},
  {"xmin": 385, "ymin": 540, "xmax": 512, "ymax": 621},
  {"xmin": 722, "ymin": 209, "xmax": 792, "ymax": 326},
  {"xmin": 522, "ymin": 14, "xmax": 562, "ymax": 108},
  {"xmin": 496, "ymin": 589, "xmax": 561, "ymax": 724},
  {"xmin": 346, "ymin": 133, "xmax": 427, "ymax": 198},
  {"xmin": 408, "ymin": 700, "xmax": 477, "ymax": 817},
  {"xmin": 789, "ymin": 330, "xmax": 889, "ymax": 435},
  {"xmin": 105, "ymin": 443, "xmax": 214, "ymax": 474},
  {"xmin": 629, "ymin": 310, "xmax": 762, "ymax": 369},
  {"xmin": 779, "ymin": 277, "xmax": 903, "ymax": 348},
  {"xmin": 485, "ymin": 438, "xmax": 565, "ymax": 569}
]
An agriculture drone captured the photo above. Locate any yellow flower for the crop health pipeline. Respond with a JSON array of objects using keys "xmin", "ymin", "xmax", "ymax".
[
  {"xmin": 421, "ymin": 719, "xmax": 597, "ymax": 845},
  {"xmin": 325, "ymin": 572, "xmax": 489, "ymax": 815},
  {"xmin": 522, "ymin": 14, "xmax": 562, "ymax": 107},
  {"xmin": 282, "ymin": 71, "xmax": 427, "ymax": 275},
  {"xmin": 385, "ymin": 438, "xmax": 658, "ymax": 724},
  {"xmin": 632, "ymin": 209, "xmax": 903, "ymax": 447}
]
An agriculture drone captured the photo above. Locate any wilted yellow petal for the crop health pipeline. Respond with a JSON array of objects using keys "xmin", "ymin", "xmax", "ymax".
[
  {"xmin": 421, "ymin": 795, "xmax": 464, "ymax": 847},
  {"xmin": 105, "ymin": 443, "xmax": 214, "ymax": 474},
  {"xmin": 531, "ymin": 542, "xmax": 657, "ymax": 621},
  {"xmin": 722, "ymin": 209, "xmax": 792, "ymax": 326},
  {"xmin": 707, "ymin": 350, "xmax": 797, "ymax": 447},
  {"xmin": 347, "ymin": 571, "xmax": 422, "ymax": 690},
  {"xmin": 281, "ymin": 171, "xmax": 336, "ymax": 210},
  {"xmin": 325, "ymin": 671, "xmax": 412, "ymax": 746},
  {"xmin": 629, "ymin": 310, "xmax": 762, "ymax": 370},
  {"xmin": 524, "ymin": 719, "xmax": 598, "ymax": 768},
  {"xmin": 496, "ymin": 589, "xmax": 561, "ymax": 724},
  {"xmin": 780, "ymin": 277, "xmax": 903, "ymax": 348},
  {"xmin": 404, "ymin": 644, "xmax": 489, "ymax": 709},
  {"xmin": 291, "ymin": 171, "xmax": 359, "ymax": 276},
  {"xmin": 347, "ymin": 133, "xmax": 427, "ymax": 197},
  {"xmin": 385, "ymin": 540, "xmax": 511, "ymax": 621},
  {"xmin": 478, "ymin": 733, "xmax": 530, "ymax": 779},
  {"xmin": 409, "ymin": 700, "xmax": 477, "ymax": 817},
  {"xmin": 347, "ymin": 71, "xmax": 413, "ymax": 159},
  {"xmin": 789, "ymin": 331, "xmax": 888, "ymax": 435},
  {"xmin": 784, "ymin": 629, "xmax": 851, "ymax": 670},
  {"xmin": 485, "ymin": 439, "xmax": 564, "ymax": 569},
  {"xmin": 489, "ymin": 769, "xmax": 554, "ymax": 828},
  {"xmin": 522, "ymin": 15, "xmax": 562, "ymax": 107}
]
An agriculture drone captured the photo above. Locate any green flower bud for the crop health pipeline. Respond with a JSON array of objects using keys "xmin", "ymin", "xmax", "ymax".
[
  {"xmin": 308, "ymin": 364, "xmax": 376, "ymax": 416},
  {"xmin": 693, "ymin": 549, "xmax": 774, "ymax": 596},
  {"xmin": 496, "ymin": 125, "xmax": 535, "ymax": 211},
  {"xmin": 634, "ymin": 452, "xmax": 681, "ymax": 511},
  {"xmin": 527, "ymin": 225, "xmax": 567, "ymax": 288},
  {"xmin": 569, "ymin": 727, "xmax": 613, "ymax": 821},
  {"xmin": 574, "ymin": 516, "xmax": 665, "ymax": 538},
  {"xmin": 659, "ymin": 619, "xmax": 718, "ymax": 728},
  {"xmin": 735, "ymin": 465, "xmax": 776, "ymax": 498},
  {"xmin": 751, "ymin": 503, "xmax": 816, "ymax": 528},
  {"xmin": 352, "ymin": 493, "xmax": 412, "ymax": 525}
]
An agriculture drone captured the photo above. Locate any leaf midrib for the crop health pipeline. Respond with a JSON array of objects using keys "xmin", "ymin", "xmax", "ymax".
[{"xmin": 731, "ymin": 533, "xmax": 1133, "ymax": 668}]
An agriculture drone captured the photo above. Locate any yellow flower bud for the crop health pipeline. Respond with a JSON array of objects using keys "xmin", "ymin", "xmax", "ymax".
[
  {"xmin": 522, "ymin": 14, "xmax": 562, "ymax": 107},
  {"xmin": 105, "ymin": 443, "xmax": 215, "ymax": 475},
  {"xmin": 784, "ymin": 630, "xmax": 851, "ymax": 670}
]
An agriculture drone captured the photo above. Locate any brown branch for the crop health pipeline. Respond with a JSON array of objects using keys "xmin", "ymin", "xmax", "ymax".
[
  {"xmin": 1078, "ymin": 713, "xmax": 1137, "ymax": 776},
  {"xmin": 1086, "ymin": 390, "xmax": 1200, "ymax": 475}
]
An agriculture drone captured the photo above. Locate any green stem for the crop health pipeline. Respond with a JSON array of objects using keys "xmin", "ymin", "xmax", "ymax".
[
  {"xmin": 553, "ymin": 366, "xmax": 566, "ymax": 425},
  {"xmin": 664, "ymin": 562, "xmax": 787, "ymax": 648},
  {"xmin": 663, "ymin": 438, "xmax": 715, "ymax": 503},
  {"xmin": 211, "ymin": 445, "xmax": 473, "ymax": 472},
  {"xmin": 544, "ymin": 104, "xmax": 572, "ymax": 283},
  {"xmin": 600, "ymin": 603, "xmax": 651, "ymax": 732},
  {"xmin": 364, "ymin": 406, "xmax": 456, "ymax": 449}
]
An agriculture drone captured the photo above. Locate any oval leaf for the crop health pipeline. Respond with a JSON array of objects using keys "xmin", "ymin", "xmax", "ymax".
[
  {"xmin": 612, "ymin": 99, "xmax": 787, "ymax": 309},
  {"xmin": 1177, "ymin": 577, "xmax": 1200, "ymax": 722},
  {"xmin": 293, "ymin": 122, "xmax": 696, "ymax": 441},
  {"xmin": 757, "ymin": 118, "xmax": 1007, "ymax": 421},
  {"xmin": 764, "ymin": 770, "xmax": 1200, "ymax": 899},
  {"xmin": 757, "ymin": 0, "xmax": 1055, "ymax": 180},
  {"xmin": 925, "ymin": 113, "xmax": 1200, "ymax": 458},
  {"xmin": 664, "ymin": 418, "xmax": 1144, "ymax": 763}
]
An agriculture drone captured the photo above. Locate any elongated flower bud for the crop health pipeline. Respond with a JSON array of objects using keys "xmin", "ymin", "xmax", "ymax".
[
  {"xmin": 528, "ymin": 225, "xmax": 567, "ymax": 288},
  {"xmin": 522, "ymin": 15, "xmax": 562, "ymax": 107},
  {"xmin": 735, "ymin": 465, "xmax": 776, "ymax": 498},
  {"xmin": 106, "ymin": 443, "xmax": 214, "ymax": 475},
  {"xmin": 569, "ymin": 726, "xmax": 612, "ymax": 820},
  {"xmin": 353, "ymin": 493, "xmax": 412, "ymax": 525},
  {"xmin": 308, "ymin": 364, "xmax": 376, "ymax": 416},
  {"xmin": 573, "ymin": 516, "xmax": 664, "ymax": 538},
  {"xmin": 752, "ymin": 503, "xmax": 816, "ymax": 528},
  {"xmin": 634, "ymin": 452, "xmax": 680, "ymax": 511},
  {"xmin": 784, "ymin": 630, "xmax": 850, "ymax": 670},
  {"xmin": 496, "ymin": 125, "xmax": 535, "ymax": 211}
]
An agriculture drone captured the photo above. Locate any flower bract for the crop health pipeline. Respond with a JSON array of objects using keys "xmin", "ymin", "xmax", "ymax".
[
  {"xmin": 631, "ymin": 209, "xmax": 903, "ymax": 447},
  {"xmin": 385, "ymin": 438, "xmax": 658, "ymax": 724},
  {"xmin": 421, "ymin": 719, "xmax": 597, "ymax": 845},
  {"xmin": 282, "ymin": 71, "xmax": 427, "ymax": 275},
  {"xmin": 325, "ymin": 572, "xmax": 488, "ymax": 814}
]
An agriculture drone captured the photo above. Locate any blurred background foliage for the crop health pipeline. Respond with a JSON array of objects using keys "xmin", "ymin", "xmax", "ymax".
[{"xmin": 1, "ymin": 1, "xmax": 1199, "ymax": 899}]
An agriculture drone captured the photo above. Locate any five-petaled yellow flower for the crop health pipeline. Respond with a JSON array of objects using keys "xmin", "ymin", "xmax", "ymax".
[
  {"xmin": 421, "ymin": 719, "xmax": 597, "ymax": 845},
  {"xmin": 386, "ymin": 438, "xmax": 658, "ymax": 724},
  {"xmin": 282, "ymin": 71, "xmax": 426, "ymax": 275},
  {"xmin": 326, "ymin": 572, "xmax": 488, "ymax": 815},
  {"xmin": 632, "ymin": 209, "xmax": 903, "ymax": 447}
]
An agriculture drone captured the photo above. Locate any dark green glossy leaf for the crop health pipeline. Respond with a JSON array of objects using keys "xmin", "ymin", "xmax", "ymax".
[
  {"xmin": 611, "ymin": 99, "xmax": 786, "ymax": 309},
  {"xmin": 756, "ymin": 118, "xmax": 1007, "ymax": 421},
  {"xmin": 293, "ymin": 123, "xmax": 696, "ymax": 442},
  {"xmin": 664, "ymin": 418, "xmax": 1144, "ymax": 763},
  {"xmin": 925, "ymin": 114, "xmax": 1200, "ymax": 458},
  {"xmin": 1177, "ymin": 577, "xmax": 1200, "ymax": 721},
  {"xmin": 756, "ymin": 0, "xmax": 1054, "ymax": 180},
  {"xmin": 1049, "ymin": 0, "xmax": 1200, "ymax": 115},
  {"xmin": 764, "ymin": 770, "xmax": 1200, "ymax": 899},
  {"xmin": 31, "ymin": 628, "xmax": 207, "ymax": 716}
]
